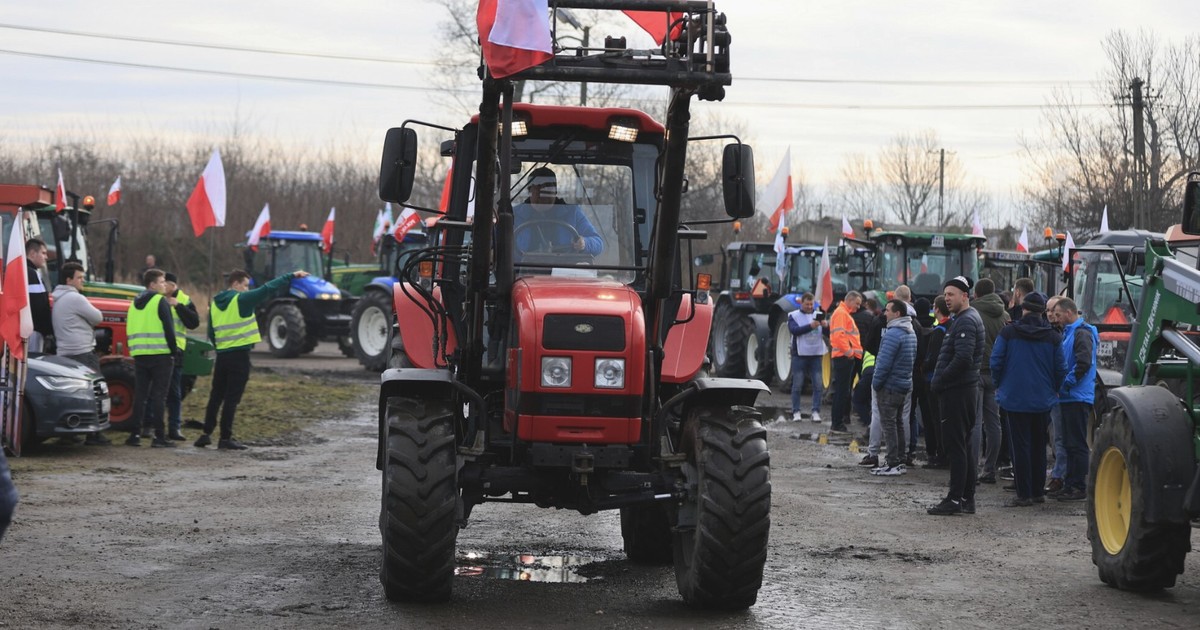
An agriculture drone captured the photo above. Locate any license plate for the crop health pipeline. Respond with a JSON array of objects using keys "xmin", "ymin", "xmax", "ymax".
[
  {"xmin": 101, "ymin": 398, "xmax": 111, "ymax": 414},
  {"xmin": 1097, "ymin": 341, "xmax": 1115, "ymax": 358}
]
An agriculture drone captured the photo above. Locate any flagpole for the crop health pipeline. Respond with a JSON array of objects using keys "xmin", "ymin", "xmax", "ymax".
[{"xmin": 208, "ymin": 228, "xmax": 215, "ymax": 286}]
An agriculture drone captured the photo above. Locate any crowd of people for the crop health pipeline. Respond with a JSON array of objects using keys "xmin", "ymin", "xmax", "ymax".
[{"xmin": 788, "ymin": 274, "xmax": 1098, "ymax": 515}]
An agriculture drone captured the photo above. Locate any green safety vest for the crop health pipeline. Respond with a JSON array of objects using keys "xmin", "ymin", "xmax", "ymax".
[
  {"xmin": 127, "ymin": 294, "xmax": 170, "ymax": 356},
  {"xmin": 861, "ymin": 350, "xmax": 875, "ymax": 370},
  {"xmin": 171, "ymin": 290, "xmax": 191, "ymax": 351},
  {"xmin": 210, "ymin": 294, "xmax": 261, "ymax": 350}
]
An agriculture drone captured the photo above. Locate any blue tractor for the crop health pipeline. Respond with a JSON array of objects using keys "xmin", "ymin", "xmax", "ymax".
[{"xmin": 344, "ymin": 230, "xmax": 429, "ymax": 371}]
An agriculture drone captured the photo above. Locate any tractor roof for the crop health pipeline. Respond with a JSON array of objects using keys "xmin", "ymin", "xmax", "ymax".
[
  {"xmin": 265, "ymin": 231, "xmax": 323, "ymax": 242},
  {"xmin": 471, "ymin": 102, "xmax": 664, "ymax": 135},
  {"xmin": 1083, "ymin": 229, "xmax": 1161, "ymax": 248},
  {"xmin": 870, "ymin": 231, "xmax": 986, "ymax": 246}
]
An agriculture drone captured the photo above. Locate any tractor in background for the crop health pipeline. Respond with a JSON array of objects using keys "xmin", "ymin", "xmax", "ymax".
[{"xmin": 708, "ymin": 240, "xmax": 782, "ymax": 381}]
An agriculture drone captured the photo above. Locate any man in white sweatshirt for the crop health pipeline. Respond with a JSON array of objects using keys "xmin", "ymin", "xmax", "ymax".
[{"xmin": 51, "ymin": 262, "xmax": 110, "ymax": 445}]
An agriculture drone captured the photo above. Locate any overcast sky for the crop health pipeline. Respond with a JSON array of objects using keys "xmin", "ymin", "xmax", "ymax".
[{"xmin": 1, "ymin": 0, "xmax": 1193, "ymax": 225}]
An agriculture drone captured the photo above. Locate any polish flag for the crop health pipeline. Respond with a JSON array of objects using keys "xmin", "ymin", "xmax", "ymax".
[
  {"xmin": 55, "ymin": 167, "xmax": 67, "ymax": 212},
  {"xmin": 624, "ymin": 9, "xmax": 681, "ymax": 45},
  {"xmin": 758, "ymin": 148, "xmax": 793, "ymax": 233},
  {"xmin": 374, "ymin": 204, "xmax": 394, "ymax": 241},
  {"xmin": 817, "ymin": 237, "xmax": 834, "ymax": 311},
  {"xmin": 971, "ymin": 211, "xmax": 984, "ymax": 237},
  {"xmin": 842, "ymin": 216, "xmax": 855, "ymax": 238},
  {"xmin": 247, "ymin": 203, "xmax": 271, "ymax": 251},
  {"xmin": 0, "ymin": 214, "xmax": 33, "ymax": 360},
  {"xmin": 321, "ymin": 207, "xmax": 336, "ymax": 253},
  {"xmin": 107, "ymin": 176, "xmax": 122, "ymax": 206},
  {"xmin": 1016, "ymin": 226, "xmax": 1029, "ymax": 253},
  {"xmin": 1100, "ymin": 205, "xmax": 1110, "ymax": 233},
  {"xmin": 186, "ymin": 149, "xmax": 226, "ymax": 237},
  {"xmin": 477, "ymin": 0, "xmax": 552, "ymax": 80},
  {"xmin": 393, "ymin": 208, "xmax": 421, "ymax": 242},
  {"xmin": 773, "ymin": 223, "xmax": 786, "ymax": 283},
  {"xmin": 1062, "ymin": 231, "xmax": 1076, "ymax": 272}
]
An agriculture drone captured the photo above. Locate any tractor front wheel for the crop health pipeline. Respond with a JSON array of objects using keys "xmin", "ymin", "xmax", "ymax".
[
  {"xmin": 352, "ymin": 291, "xmax": 394, "ymax": 372},
  {"xmin": 772, "ymin": 317, "xmax": 792, "ymax": 389},
  {"xmin": 265, "ymin": 303, "xmax": 307, "ymax": 358},
  {"xmin": 101, "ymin": 359, "xmax": 138, "ymax": 431}
]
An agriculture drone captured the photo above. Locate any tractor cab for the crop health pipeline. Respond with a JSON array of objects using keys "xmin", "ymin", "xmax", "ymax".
[
  {"xmin": 978, "ymin": 249, "xmax": 1033, "ymax": 296},
  {"xmin": 867, "ymin": 231, "xmax": 986, "ymax": 303},
  {"xmin": 1069, "ymin": 229, "xmax": 1160, "ymax": 372}
]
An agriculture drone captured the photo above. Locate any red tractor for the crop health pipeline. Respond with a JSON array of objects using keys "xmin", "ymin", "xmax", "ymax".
[{"xmin": 373, "ymin": 0, "xmax": 769, "ymax": 609}]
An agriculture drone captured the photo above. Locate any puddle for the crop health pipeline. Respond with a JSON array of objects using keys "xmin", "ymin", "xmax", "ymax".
[{"xmin": 454, "ymin": 551, "xmax": 602, "ymax": 583}]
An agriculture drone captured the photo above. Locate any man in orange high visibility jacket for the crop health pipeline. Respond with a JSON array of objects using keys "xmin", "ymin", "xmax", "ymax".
[{"xmin": 829, "ymin": 291, "xmax": 864, "ymax": 432}]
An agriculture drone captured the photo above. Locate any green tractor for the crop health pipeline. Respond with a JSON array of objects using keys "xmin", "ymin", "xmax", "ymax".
[
  {"xmin": 850, "ymin": 229, "xmax": 987, "ymax": 304},
  {"xmin": 708, "ymin": 241, "xmax": 784, "ymax": 381}
]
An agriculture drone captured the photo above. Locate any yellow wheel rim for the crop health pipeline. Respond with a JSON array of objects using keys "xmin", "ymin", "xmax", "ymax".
[
  {"xmin": 822, "ymin": 352, "xmax": 832, "ymax": 389},
  {"xmin": 1095, "ymin": 446, "xmax": 1132, "ymax": 555}
]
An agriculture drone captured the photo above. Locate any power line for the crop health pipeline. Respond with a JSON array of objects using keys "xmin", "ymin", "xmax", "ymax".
[
  {"xmin": 739, "ymin": 76, "xmax": 1100, "ymax": 87},
  {"xmin": 721, "ymin": 100, "xmax": 1113, "ymax": 111}
]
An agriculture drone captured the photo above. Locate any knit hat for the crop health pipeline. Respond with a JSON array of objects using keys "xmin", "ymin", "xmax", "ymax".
[
  {"xmin": 943, "ymin": 275, "xmax": 972, "ymax": 294},
  {"xmin": 1021, "ymin": 292, "xmax": 1047, "ymax": 313},
  {"xmin": 164, "ymin": 272, "xmax": 178, "ymax": 283}
]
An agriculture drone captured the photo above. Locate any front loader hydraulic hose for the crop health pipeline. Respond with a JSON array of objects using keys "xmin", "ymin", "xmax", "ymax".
[{"xmin": 399, "ymin": 246, "xmax": 469, "ymax": 369}]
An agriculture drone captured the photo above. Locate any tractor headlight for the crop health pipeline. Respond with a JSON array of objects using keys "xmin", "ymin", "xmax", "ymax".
[
  {"xmin": 540, "ymin": 357, "xmax": 572, "ymax": 388},
  {"xmin": 35, "ymin": 376, "xmax": 92, "ymax": 392},
  {"xmin": 594, "ymin": 358, "xmax": 625, "ymax": 389}
]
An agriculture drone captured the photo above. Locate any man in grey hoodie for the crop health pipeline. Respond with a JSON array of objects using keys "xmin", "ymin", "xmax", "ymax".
[
  {"xmin": 971, "ymin": 278, "xmax": 1010, "ymax": 483},
  {"xmin": 51, "ymin": 262, "xmax": 110, "ymax": 445}
]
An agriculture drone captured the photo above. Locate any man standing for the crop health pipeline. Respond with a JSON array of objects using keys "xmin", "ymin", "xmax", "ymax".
[
  {"xmin": 871, "ymin": 299, "xmax": 917, "ymax": 476},
  {"xmin": 829, "ymin": 291, "xmax": 864, "ymax": 433},
  {"xmin": 196, "ymin": 269, "xmax": 309, "ymax": 450},
  {"xmin": 928, "ymin": 276, "xmax": 985, "ymax": 515},
  {"xmin": 25, "ymin": 238, "xmax": 52, "ymax": 353},
  {"xmin": 972, "ymin": 278, "xmax": 1010, "ymax": 484},
  {"xmin": 1044, "ymin": 295, "xmax": 1068, "ymax": 493},
  {"xmin": 921, "ymin": 296, "xmax": 952, "ymax": 468},
  {"xmin": 991, "ymin": 293, "xmax": 1067, "ymax": 506},
  {"xmin": 125, "ymin": 269, "xmax": 179, "ymax": 448},
  {"xmin": 787, "ymin": 293, "xmax": 826, "ymax": 422},
  {"xmin": 163, "ymin": 272, "xmax": 200, "ymax": 441},
  {"xmin": 1008, "ymin": 277, "xmax": 1034, "ymax": 322},
  {"xmin": 51, "ymin": 262, "xmax": 111, "ymax": 445},
  {"xmin": 1052, "ymin": 297, "xmax": 1098, "ymax": 501}
]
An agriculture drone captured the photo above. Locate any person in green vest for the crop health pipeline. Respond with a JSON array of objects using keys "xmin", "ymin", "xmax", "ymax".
[
  {"xmin": 195, "ymin": 268, "xmax": 309, "ymax": 450},
  {"xmin": 125, "ymin": 268, "xmax": 180, "ymax": 448},
  {"xmin": 163, "ymin": 272, "xmax": 200, "ymax": 441}
]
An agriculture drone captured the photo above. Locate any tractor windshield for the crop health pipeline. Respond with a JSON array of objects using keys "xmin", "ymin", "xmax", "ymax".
[
  {"xmin": 736, "ymin": 248, "xmax": 779, "ymax": 294},
  {"xmin": 273, "ymin": 240, "xmax": 325, "ymax": 276},
  {"xmin": 1072, "ymin": 250, "xmax": 1143, "ymax": 324},
  {"xmin": 384, "ymin": 234, "xmax": 428, "ymax": 280},
  {"xmin": 785, "ymin": 250, "xmax": 817, "ymax": 295},
  {"xmin": 876, "ymin": 241, "xmax": 973, "ymax": 296},
  {"xmin": 36, "ymin": 213, "xmax": 91, "ymax": 283}
]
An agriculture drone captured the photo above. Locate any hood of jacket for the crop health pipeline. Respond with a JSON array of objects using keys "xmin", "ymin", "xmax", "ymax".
[
  {"xmin": 1010, "ymin": 313, "xmax": 1059, "ymax": 343},
  {"xmin": 51, "ymin": 283, "xmax": 79, "ymax": 302},
  {"xmin": 134, "ymin": 290, "xmax": 161, "ymax": 309},
  {"xmin": 974, "ymin": 292, "xmax": 1007, "ymax": 319},
  {"xmin": 886, "ymin": 315, "xmax": 914, "ymax": 334}
]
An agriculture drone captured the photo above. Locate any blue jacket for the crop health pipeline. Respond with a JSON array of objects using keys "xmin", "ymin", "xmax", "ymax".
[
  {"xmin": 873, "ymin": 315, "xmax": 916, "ymax": 393},
  {"xmin": 1059, "ymin": 316, "xmax": 1099, "ymax": 404},
  {"xmin": 991, "ymin": 314, "xmax": 1067, "ymax": 412},
  {"xmin": 513, "ymin": 201, "xmax": 604, "ymax": 257}
]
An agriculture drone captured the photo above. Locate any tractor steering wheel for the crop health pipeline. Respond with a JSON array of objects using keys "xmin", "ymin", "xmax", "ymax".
[{"xmin": 513, "ymin": 219, "xmax": 585, "ymax": 256}]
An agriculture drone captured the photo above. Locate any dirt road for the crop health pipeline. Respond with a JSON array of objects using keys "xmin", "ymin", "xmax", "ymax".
[{"xmin": 2, "ymin": 355, "xmax": 1198, "ymax": 629}]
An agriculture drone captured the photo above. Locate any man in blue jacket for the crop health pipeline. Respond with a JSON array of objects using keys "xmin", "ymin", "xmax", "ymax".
[
  {"xmin": 991, "ymin": 293, "xmax": 1068, "ymax": 506},
  {"xmin": 1052, "ymin": 297, "xmax": 1098, "ymax": 501},
  {"xmin": 872, "ymin": 298, "xmax": 917, "ymax": 476},
  {"xmin": 513, "ymin": 167, "xmax": 603, "ymax": 259}
]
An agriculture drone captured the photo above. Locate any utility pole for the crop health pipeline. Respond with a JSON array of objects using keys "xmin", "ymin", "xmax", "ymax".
[
  {"xmin": 1130, "ymin": 77, "xmax": 1147, "ymax": 229},
  {"xmin": 937, "ymin": 148, "xmax": 946, "ymax": 227}
]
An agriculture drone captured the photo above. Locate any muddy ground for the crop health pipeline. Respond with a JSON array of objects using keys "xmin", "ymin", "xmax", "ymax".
[{"xmin": 2, "ymin": 343, "xmax": 1199, "ymax": 629}]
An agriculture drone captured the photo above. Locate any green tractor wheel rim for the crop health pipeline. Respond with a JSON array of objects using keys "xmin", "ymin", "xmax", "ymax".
[{"xmin": 1095, "ymin": 446, "xmax": 1132, "ymax": 555}]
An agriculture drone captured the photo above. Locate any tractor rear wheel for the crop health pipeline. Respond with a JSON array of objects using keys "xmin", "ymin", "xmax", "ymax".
[
  {"xmin": 352, "ymin": 291, "xmax": 394, "ymax": 372},
  {"xmin": 672, "ymin": 405, "xmax": 770, "ymax": 610},
  {"xmin": 744, "ymin": 322, "xmax": 772, "ymax": 384},
  {"xmin": 1087, "ymin": 404, "xmax": 1191, "ymax": 591},
  {"xmin": 772, "ymin": 317, "xmax": 792, "ymax": 389},
  {"xmin": 337, "ymin": 335, "xmax": 355, "ymax": 358},
  {"xmin": 712, "ymin": 306, "xmax": 752, "ymax": 378},
  {"xmin": 620, "ymin": 503, "xmax": 673, "ymax": 564},
  {"xmin": 379, "ymin": 396, "xmax": 459, "ymax": 602},
  {"xmin": 265, "ymin": 303, "xmax": 306, "ymax": 358},
  {"xmin": 101, "ymin": 359, "xmax": 138, "ymax": 431}
]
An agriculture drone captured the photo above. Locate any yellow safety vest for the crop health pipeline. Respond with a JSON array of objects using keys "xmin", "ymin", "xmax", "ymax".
[
  {"xmin": 127, "ymin": 294, "xmax": 170, "ymax": 356},
  {"xmin": 210, "ymin": 294, "xmax": 261, "ymax": 350},
  {"xmin": 861, "ymin": 350, "xmax": 875, "ymax": 370},
  {"xmin": 171, "ymin": 290, "xmax": 191, "ymax": 351}
]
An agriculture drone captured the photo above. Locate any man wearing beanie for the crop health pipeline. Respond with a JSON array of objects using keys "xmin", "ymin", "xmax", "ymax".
[{"xmin": 927, "ymin": 276, "xmax": 986, "ymax": 515}]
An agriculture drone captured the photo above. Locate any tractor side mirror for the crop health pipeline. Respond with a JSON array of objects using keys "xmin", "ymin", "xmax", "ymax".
[
  {"xmin": 721, "ymin": 143, "xmax": 755, "ymax": 219},
  {"xmin": 52, "ymin": 215, "xmax": 71, "ymax": 243},
  {"xmin": 1183, "ymin": 171, "xmax": 1200, "ymax": 236},
  {"xmin": 379, "ymin": 127, "xmax": 417, "ymax": 204}
]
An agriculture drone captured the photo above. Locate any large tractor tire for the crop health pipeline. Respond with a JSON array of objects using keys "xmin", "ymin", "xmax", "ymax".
[
  {"xmin": 352, "ymin": 291, "xmax": 394, "ymax": 372},
  {"xmin": 379, "ymin": 396, "xmax": 459, "ymax": 602},
  {"xmin": 744, "ymin": 322, "xmax": 773, "ymax": 384},
  {"xmin": 711, "ymin": 304, "xmax": 751, "ymax": 378},
  {"xmin": 337, "ymin": 335, "xmax": 355, "ymax": 358},
  {"xmin": 101, "ymin": 359, "xmax": 138, "ymax": 431},
  {"xmin": 672, "ymin": 405, "xmax": 770, "ymax": 610},
  {"xmin": 620, "ymin": 503, "xmax": 673, "ymax": 565},
  {"xmin": 300, "ymin": 335, "xmax": 319, "ymax": 355},
  {"xmin": 265, "ymin": 303, "xmax": 307, "ymax": 358},
  {"xmin": 1087, "ymin": 403, "xmax": 1192, "ymax": 591},
  {"xmin": 772, "ymin": 317, "xmax": 792, "ymax": 390}
]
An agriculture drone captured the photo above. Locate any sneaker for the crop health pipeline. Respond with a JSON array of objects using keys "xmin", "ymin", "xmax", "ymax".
[
  {"xmin": 183, "ymin": 420, "xmax": 205, "ymax": 430},
  {"xmin": 124, "ymin": 434, "xmax": 141, "ymax": 447},
  {"xmin": 1003, "ymin": 497, "xmax": 1033, "ymax": 508},
  {"xmin": 999, "ymin": 467, "xmax": 1015, "ymax": 481},
  {"xmin": 84, "ymin": 432, "xmax": 112, "ymax": 446},
  {"xmin": 150, "ymin": 438, "xmax": 177, "ymax": 448},
  {"xmin": 904, "ymin": 455, "xmax": 917, "ymax": 467},
  {"xmin": 1045, "ymin": 478, "xmax": 1064, "ymax": 494},
  {"xmin": 792, "ymin": 411, "xmax": 804, "ymax": 422},
  {"xmin": 872, "ymin": 464, "xmax": 906, "ymax": 476},
  {"xmin": 140, "ymin": 428, "xmax": 152, "ymax": 438},
  {"xmin": 811, "ymin": 411, "xmax": 822, "ymax": 423},
  {"xmin": 1056, "ymin": 488, "xmax": 1086, "ymax": 502},
  {"xmin": 168, "ymin": 430, "xmax": 187, "ymax": 441},
  {"xmin": 962, "ymin": 499, "xmax": 976, "ymax": 514},
  {"xmin": 829, "ymin": 425, "xmax": 851, "ymax": 434},
  {"xmin": 218, "ymin": 438, "xmax": 248, "ymax": 451},
  {"xmin": 858, "ymin": 454, "xmax": 879, "ymax": 467},
  {"xmin": 977, "ymin": 473, "xmax": 997, "ymax": 484},
  {"xmin": 926, "ymin": 498, "xmax": 962, "ymax": 516},
  {"xmin": 194, "ymin": 434, "xmax": 212, "ymax": 448}
]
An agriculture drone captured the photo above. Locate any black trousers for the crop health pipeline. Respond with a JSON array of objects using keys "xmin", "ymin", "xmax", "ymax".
[
  {"xmin": 204, "ymin": 350, "xmax": 251, "ymax": 440},
  {"xmin": 1007, "ymin": 410, "xmax": 1050, "ymax": 500},
  {"xmin": 939, "ymin": 385, "xmax": 977, "ymax": 503},
  {"xmin": 922, "ymin": 382, "xmax": 942, "ymax": 460},
  {"xmin": 831, "ymin": 356, "xmax": 856, "ymax": 429},
  {"xmin": 132, "ymin": 354, "xmax": 174, "ymax": 439}
]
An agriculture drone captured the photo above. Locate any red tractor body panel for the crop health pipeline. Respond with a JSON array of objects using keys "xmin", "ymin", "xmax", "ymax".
[
  {"xmin": 661, "ymin": 294, "xmax": 713, "ymax": 383},
  {"xmin": 470, "ymin": 103, "xmax": 665, "ymax": 135},
  {"xmin": 393, "ymin": 283, "xmax": 458, "ymax": 369}
]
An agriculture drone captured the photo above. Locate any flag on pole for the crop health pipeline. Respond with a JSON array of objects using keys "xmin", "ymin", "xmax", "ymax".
[
  {"xmin": 477, "ymin": 0, "xmax": 553, "ymax": 79},
  {"xmin": 624, "ymin": 9, "xmax": 681, "ymax": 45},
  {"xmin": 321, "ymin": 207, "xmax": 336, "ymax": 253},
  {"xmin": 107, "ymin": 176, "xmax": 122, "ymax": 206},
  {"xmin": 1062, "ymin": 232, "xmax": 1076, "ymax": 272},
  {"xmin": 55, "ymin": 167, "xmax": 67, "ymax": 212},
  {"xmin": 817, "ymin": 237, "xmax": 834, "ymax": 311},
  {"xmin": 186, "ymin": 149, "xmax": 226, "ymax": 237},
  {"xmin": 842, "ymin": 216, "xmax": 855, "ymax": 239},
  {"xmin": 773, "ymin": 224, "xmax": 787, "ymax": 283},
  {"xmin": 1, "ymin": 214, "xmax": 33, "ymax": 359},
  {"xmin": 374, "ymin": 204, "xmax": 394, "ymax": 241},
  {"xmin": 246, "ymin": 203, "xmax": 271, "ymax": 251},
  {"xmin": 393, "ymin": 208, "xmax": 421, "ymax": 242},
  {"xmin": 758, "ymin": 148, "xmax": 793, "ymax": 233},
  {"xmin": 1100, "ymin": 205, "xmax": 1110, "ymax": 233},
  {"xmin": 971, "ymin": 211, "xmax": 984, "ymax": 237},
  {"xmin": 1016, "ymin": 226, "xmax": 1029, "ymax": 253}
]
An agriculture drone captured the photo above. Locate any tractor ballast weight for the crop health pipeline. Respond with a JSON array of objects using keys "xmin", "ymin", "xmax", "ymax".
[{"xmin": 373, "ymin": 0, "xmax": 769, "ymax": 610}]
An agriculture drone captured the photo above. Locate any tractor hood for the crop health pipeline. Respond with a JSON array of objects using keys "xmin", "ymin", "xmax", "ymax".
[
  {"xmin": 290, "ymin": 274, "xmax": 342, "ymax": 300},
  {"xmin": 512, "ymin": 276, "xmax": 642, "ymax": 322}
]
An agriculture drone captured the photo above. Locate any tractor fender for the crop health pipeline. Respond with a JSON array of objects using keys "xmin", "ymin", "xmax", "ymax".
[
  {"xmin": 749, "ymin": 312, "xmax": 772, "ymax": 357},
  {"xmin": 393, "ymin": 283, "xmax": 458, "ymax": 369},
  {"xmin": 367, "ymin": 277, "xmax": 396, "ymax": 295},
  {"xmin": 1097, "ymin": 368, "xmax": 1122, "ymax": 390},
  {"xmin": 772, "ymin": 294, "xmax": 800, "ymax": 315},
  {"xmin": 376, "ymin": 368, "xmax": 456, "ymax": 469},
  {"xmin": 661, "ymin": 377, "xmax": 771, "ymax": 425},
  {"xmin": 1106, "ymin": 385, "xmax": 1197, "ymax": 524},
  {"xmin": 662, "ymin": 294, "xmax": 714, "ymax": 383}
]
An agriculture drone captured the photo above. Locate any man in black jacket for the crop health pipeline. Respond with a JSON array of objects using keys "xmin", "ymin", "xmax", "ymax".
[
  {"xmin": 25, "ymin": 238, "xmax": 53, "ymax": 353},
  {"xmin": 928, "ymin": 276, "xmax": 985, "ymax": 515},
  {"xmin": 921, "ymin": 296, "xmax": 951, "ymax": 468}
]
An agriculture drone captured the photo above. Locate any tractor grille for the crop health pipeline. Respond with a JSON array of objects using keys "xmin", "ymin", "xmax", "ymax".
[
  {"xmin": 518, "ymin": 393, "xmax": 641, "ymax": 417},
  {"xmin": 542, "ymin": 315, "xmax": 625, "ymax": 351}
]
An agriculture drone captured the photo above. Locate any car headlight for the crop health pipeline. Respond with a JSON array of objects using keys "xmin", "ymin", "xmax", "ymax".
[
  {"xmin": 35, "ymin": 376, "xmax": 93, "ymax": 392},
  {"xmin": 594, "ymin": 358, "xmax": 625, "ymax": 389},
  {"xmin": 541, "ymin": 357, "xmax": 571, "ymax": 388}
]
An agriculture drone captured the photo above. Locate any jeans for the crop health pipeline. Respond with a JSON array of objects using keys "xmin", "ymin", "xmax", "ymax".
[
  {"xmin": 830, "ymin": 357, "xmax": 856, "ymax": 429},
  {"xmin": 939, "ymin": 385, "xmax": 978, "ymax": 503},
  {"xmin": 0, "ymin": 448, "xmax": 17, "ymax": 544},
  {"xmin": 876, "ymin": 388, "xmax": 910, "ymax": 466},
  {"xmin": 869, "ymin": 389, "xmax": 909, "ymax": 458},
  {"xmin": 790, "ymin": 355, "xmax": 824, "ymax": 414},
  {"xmin": 132, "ymin": 354, "xmax": 174, "ymax": 439},
  {"xmin": 1007, "ymin": 410, "xmax": 1050, "ymax": 500},
  {"xmin": 204, "ymin": 350, "xmax": 252, "ymax": 441},
  {"xmin": 1049, "ymin": 404, "xmax": 1067, "ymax": 479},
  {"xmin": 1060, "ymin": 402, "xmax": 1092, "ymax": 492},
  {"xmin": 166, "ymin": 359, "xmax": 184, "ymax": 434},
  {"xmin": 971, "ymin": 372, "xmax": 1002, "ymax": 476}
]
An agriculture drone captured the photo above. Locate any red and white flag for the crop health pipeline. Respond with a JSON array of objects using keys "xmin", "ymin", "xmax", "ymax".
[
  {"xmin": 55, "ymin": 167, "xmax": 67, "ymax": 212},
  {"xmin": 1100, "ymin": 205, "xmax": 1110, "ymax": 233},
  {"xmin": 817, "ymin": 237, "xmax": 834, "ymax": 311},
  {"xmin": 374, "ymin": 204, "xmax": 394, "ymax": 241},
  {"xmin": 393, "ymin": 208, "xmax": 421, "ymax": 242},
  {"xmin": 841, "ymin": 216, "xmax": 855, "ymax": 238},
  {"xmin": 477, "ymin": 0, "xmax": 552, "ymax": 79},
  {"xmin": 107, "ymin": 176, "xmax": 122, "ymax": 206},
  {"xmin": 971, "ymin": 211, "xmax": 984, "ymax": 237},
  {"xmin": 1016, "ymin": 226, "xmax": 1029, "ymax": 253},
  {"xmin": 758, "ymin": 148, "xmax": 793, "ymax": 234},
  {"xmin": 624, "ymin": 9, "xmax": 681, "ymax": 45},
  {"xmin": 321, "ymin": 207, "xmax": 336, "ymax": 253},
  {"xmin": 186, "ymin": 149, "xmax": 226, "ymax": 237},
  {"xmin": 1062, "ymin": 231, "xmax": 1076, "ymax": 272},
  {"xmin": 247, "ymin": 203, "xmax": 271, "ymax": 251},
  {"xmin": 0, "ymin": 214, "xmax": 33, "ymax": 360}
]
